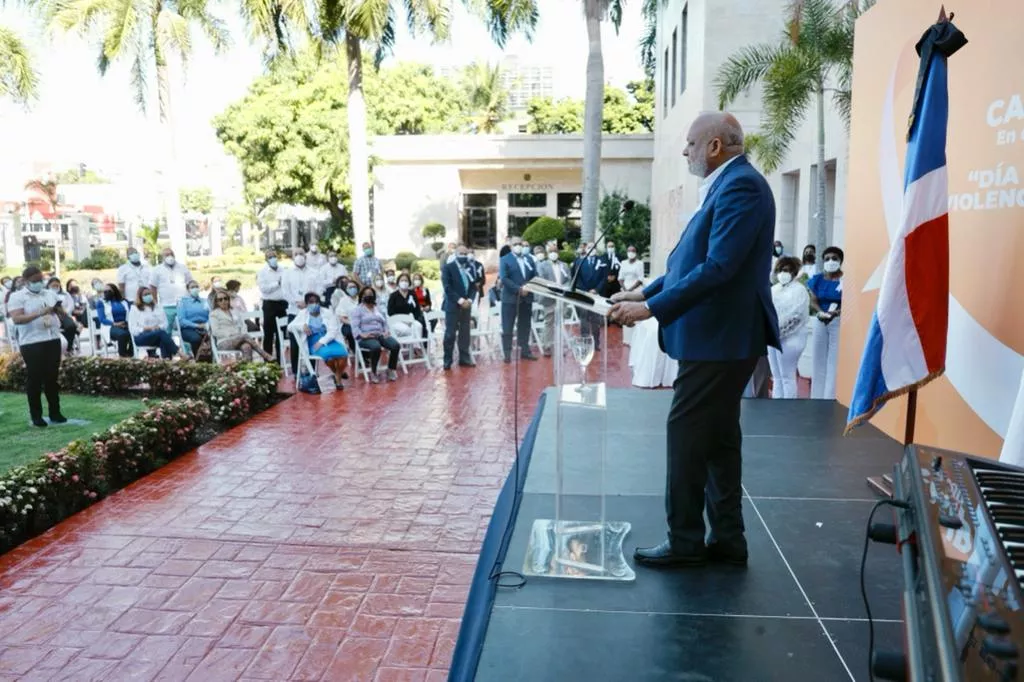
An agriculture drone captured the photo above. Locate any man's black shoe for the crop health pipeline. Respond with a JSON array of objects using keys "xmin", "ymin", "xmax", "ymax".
[
  {"xmin": 633, "ymin": 541, "xmax": 706, "ymax": 567},
  {"xmin": 49, "ymin": 414, "xmax": 68, "ymax": 424},
  {"xmin": 32, "ymin": 418, "xmax": 48, "ymax": 428},
  {"xmin": 443, "ymin": 363, "xmax": 452, "ymax": 371},
  {"xmin": 706, "ymin": 543, "xmax": 748, "ymax": 566},
  {"xmin": 504, "ymin": 356, "xmax": 512, "ymax": 364},
  {"xmin": 459, "ymin": 361, "xmax": 476, "ymax": 368},
  {"xmin": 521, "ymin": 352, "xmax": 539, "ymax": 361}
]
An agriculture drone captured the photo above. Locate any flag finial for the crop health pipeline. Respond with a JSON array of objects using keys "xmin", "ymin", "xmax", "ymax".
[{"xmin": 938, "ymin": 5, "xmax": 947, "ymax": 22}]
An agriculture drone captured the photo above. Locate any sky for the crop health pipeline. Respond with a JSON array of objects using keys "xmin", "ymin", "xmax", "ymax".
[{"xmin": 0, "ymin": 1, "xmax": 645, "ymax": 199}]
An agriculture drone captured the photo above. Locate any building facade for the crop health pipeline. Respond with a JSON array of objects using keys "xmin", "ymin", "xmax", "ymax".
[
  {"xmin": 371, "ymin": 134, "xmax": 653, "ymax": 262},
  {"xmin": 649, "ymin": 0, "xmax": 850, "ymax": 275}
]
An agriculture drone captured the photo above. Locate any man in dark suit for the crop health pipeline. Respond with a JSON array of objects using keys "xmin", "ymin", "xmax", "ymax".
[
  {"xmin": 441, "ymin": 244, "xmax": 476, "ymax": 370},
  {"xmin": 610, "ymin": 112, "xmax": 781, "ymax": 568},
  {"xmin": 499, "ymin": 236, "xmax": 539, "ymax": 363},
  {"xmin": 574, "ymin": 243, "xmax": 609, "ymax": 351}
]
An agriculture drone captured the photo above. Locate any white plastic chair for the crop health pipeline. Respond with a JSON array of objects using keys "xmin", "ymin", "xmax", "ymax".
[
  {"xmin": 422, "ymin": 309, "xmax": 445, "ymax": 365},
  {"xmin": 276, "ymin": 316, "xmax": 292, "ymax": 377},
  {"xmin": 388, "ymin": 314, "xmax": 431, "ymax": 373},
  {"xmin": 210, "ymin": 334, "xmax": 244, "ymax": 365},
  {"xmin": 242, "ymin": 311, "xmax": 264, "ymax": 345}
]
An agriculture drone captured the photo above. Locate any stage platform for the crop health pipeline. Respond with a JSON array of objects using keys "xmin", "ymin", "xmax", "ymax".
[{"xmin": 471, "ymin": 392, "xmax": 907, "ymax": 681}]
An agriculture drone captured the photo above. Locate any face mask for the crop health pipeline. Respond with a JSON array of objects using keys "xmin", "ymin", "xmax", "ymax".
[
  {"xmin": 142, "ymin": 294, "xmax": 154, "ymax": 305},
  {"xmin": 347, "ymin": 286, "xmax": 359, "ymax": 297},
  {"xmin": 547, "ymin": 251, "xmax": 559, "ymax": 262},
  {"xmin": 212, "ymin": 280, "xmax": 223, "ymax": 288},
  {"xmin": 777, "ymin": 272, "xmax": 793, "ymax": 285},
  {"xmin": 328, "ymin": 257, "xmax": 338, "ymax": 265},
  {"xmin": 456, "ymin": 255, "xmax": 468, "ymax": 264},
  {"xmin": 363, "ymin": 248, "xmax": 373, "ymax": 257},
  {"xmin": 189, "ymin": 288, "xmax": 200, "ymax": 298},
  {"xmin": 1, "ymin": 281, "xmax": 10, "ymax": 290},
  {"xmin": 128, "ymin": 253, "xmax": 141, "ymax": 265},
  {"xmin": 413, "ymin": 279, "xmax": 422, "ymax": 287},
  {"xmin": 823, "ymin": 260, "xmax": 841, "ymax": 273},
  {"xmin": 363, "ymin": 294, "xmax": 376, "ymax": 305},
  {"xmin": 164, "ymin": 256, "xmax": 175, "ymax": 267},
  {"xmin": 627, "ymin": 251, "xmax": 637, "ymax": 260},
  {"xmin": 267, "ymin": 257, "xmax": 278, "ymax": 269},
  {"xmin": 374, "ymin": 279, "xmax": 384, "ymax": 288},
  {"xmin": 27, "ymin": 281, "xmax": 44, "ymax": 294},
  {"xmin": 294, "ymin": 256, "xmax": 306, "ymax": 267},
  {"xmin": 49, "ymin": 286, "xmax": 60, "ymax": 293},
  {"xmin": 512, "ymin": 245, "xmax": 522, "ymax": 256},
  {"xmin": 93, "ymin": 282, "xmax": 104, "ymax": 292},
  {"xmin": 310, "ymin": 246, "xmax": 319, "ymax": 254},
  {"xmin": 606, "ymin": 247, "xmax": 615, "ymax": 255},
  {"xmin": 398, "ymin": 281, "xmax": 409, "ymax": 291},
  {"xmin": 307, "ymin": 303, "xmax": 320, "ymax": 315},
  {"xmin": 386, "ymin": 276, "xmax": 395, "ymax": 284},
  {"xmin": 104, "ymin": 291, "xmax": 114, "ymax": 301},
  {"xmin": 68, "ymin": 287, "xmax": 80, "ymax": 295},
  {"xmin": 774, "ymin": 246, "xmax": 784, "ymax": 256}
]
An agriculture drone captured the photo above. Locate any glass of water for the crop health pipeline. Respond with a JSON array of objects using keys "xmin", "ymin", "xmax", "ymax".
[{"xmin": 570, "ymin": 334, "xmax": 595, "ymax": 392}]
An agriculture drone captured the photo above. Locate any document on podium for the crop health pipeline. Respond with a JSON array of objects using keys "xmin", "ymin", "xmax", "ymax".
[{"xmin": 524, "ymin": 277, "xmax": 613, "ymax": 315}]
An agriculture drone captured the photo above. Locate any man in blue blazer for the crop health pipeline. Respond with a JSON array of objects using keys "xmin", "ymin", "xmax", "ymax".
[
  {"xmin": 610, "ymin": 112, "xmax": 781, "ymax": 568},
  {"xmin": 573, "ymin": 244, "xmax": 610, "ymax": 350},
  {"xmin": 441, "ymin": 244, "xmax": 477, "ymax": 370},
  {"xmin": 499, "ymin": 236, "xmax": 539, "ymax": 362}
]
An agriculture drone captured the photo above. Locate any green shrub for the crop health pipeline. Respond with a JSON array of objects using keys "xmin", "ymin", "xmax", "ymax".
[
  {"xmin": 522, "ymin": 216, "xmax": 566, "ymax": 246},
  {"xmin": 221, "ymin": 247, "xmax": 265, "ymax": 265},
  {"xmin": 394, "ymin": 251, "xmax": 418, "ymax": 271},
  {"xmin": 77, "ymin": 247, "xmax": 122, "ymax": 270},
  {"xmin": 559, "ymin": 248, "xmax": 577, "ymax": 265},
  {"xmin": 421, "ymin": 222, "xmax": 446, "ymax": 240},
  {"xmin": 411, "ymin": 259, "xmax": 441, "ymax": 281}
]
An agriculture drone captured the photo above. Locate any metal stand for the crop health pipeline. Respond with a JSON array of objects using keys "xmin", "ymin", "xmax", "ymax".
[{"xmin": 867, "ymin": 389, "xmax": 918, "ymax": 498}]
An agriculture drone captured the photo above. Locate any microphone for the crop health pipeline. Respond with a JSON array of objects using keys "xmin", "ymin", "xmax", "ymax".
[{"xmin": 568, "ymin": 200, "xmax": 635, "ymax": 293}]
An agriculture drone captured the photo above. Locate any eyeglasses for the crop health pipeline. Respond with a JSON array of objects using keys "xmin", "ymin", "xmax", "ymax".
[{"xmin": 215, "ymin": 297, "xmax": 230, "ymax": 302}]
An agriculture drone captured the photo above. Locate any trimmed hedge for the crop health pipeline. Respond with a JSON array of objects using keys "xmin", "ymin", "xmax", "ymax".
[
  {"xmin": 411, "ymin": 259, "xmax": 441, "ymax": 280},
  {"xmin": 522, "ymin": 216, "xmax": 566, "ymax": 246},
  {"xmin": 0, "ymin": 355, "xmax": 283, "ymax": 552}
]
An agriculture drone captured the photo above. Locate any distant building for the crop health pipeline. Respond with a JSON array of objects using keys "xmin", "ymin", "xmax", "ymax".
[
  {"xmin": 371, "ymin": 133, "xmax": 653, "ymax": 263},
  {"xmin": 499, "ymin": 56, "xmax": 556, "ymax": 112}
]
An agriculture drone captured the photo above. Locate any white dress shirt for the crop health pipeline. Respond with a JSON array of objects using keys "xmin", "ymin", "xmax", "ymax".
[
  {"xmin": 257, "ymin": 264, "xmax": 286, "ymax": 302},
  {"xmin": 150, "ymin": 263, "xmax": 193, "ymax": 307},
  {"xmin": 8, "ymin": 288, "xmax": 61, "ymax": 346},
  {"xmin": 282, "ymin": 265, "xmax": 320, "ymax": 315},
  {"xmin": 697, "ymin": 155, "xmax": 742, "ymax": 210},
  {"xmin": 117, "ymin": 262, "xmax": 152, "ymax": 301},
  {"xmin": 127, "ymin": 305, "xmax": 169, "ymax": 337},
  {"xmin": 288, "ymin": 308, "xmax": 341, "ymax": 346},
  {"xmin": 319, "ymin": 262, "xmax": 349, "ymax": 292}
]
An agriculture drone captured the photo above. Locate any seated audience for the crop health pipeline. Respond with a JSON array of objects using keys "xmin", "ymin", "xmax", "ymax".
[
  {"xmin": 210, "ymin": 291, "xmax": 274, "ymax": 362},
  {"xmin": 351, "ymin": 285, "xmax": 401, "ymax": 382},
  {"xmin": 387, "ymin": 273, "xmax": 427, "ymax": 339},
  {"xmin": 288, "ymin": 292, "xmax": 349, "ymax": 388},
  {"xmin": 177, "ymin": 279, "xmax": 210, "ymax": 357},
  {"xmin": 128, "ymin": 287, "xmax": 187, "ymax": 359},
  {"xmin": 96, "ymin": 283, "xmax": 134, "ymax": 357}
]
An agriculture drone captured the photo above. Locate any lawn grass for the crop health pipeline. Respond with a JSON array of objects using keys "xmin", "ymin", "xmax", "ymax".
[{"xmin": 0, "ymin": 392, "xmax": 143, "ymax": 472}]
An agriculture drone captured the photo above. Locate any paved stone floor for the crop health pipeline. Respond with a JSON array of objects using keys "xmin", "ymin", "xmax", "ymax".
[{"xmin": 0, "ymin": 329, "xmax": 636, "ymax": 681}]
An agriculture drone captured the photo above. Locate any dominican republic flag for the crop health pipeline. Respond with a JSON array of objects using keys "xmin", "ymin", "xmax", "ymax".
[{"xmin": 846, "ymin": 14, "xmax": 966, "ymax": 433}]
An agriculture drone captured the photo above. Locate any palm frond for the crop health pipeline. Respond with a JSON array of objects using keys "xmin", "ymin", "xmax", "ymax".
[
  {"xmin": 344, "ymin": 0, "xmax": 391, "ymax": 40},
  {"xmin": 177, "ymin": 0, "xmax": 231, "ymax": 53},
  {"xmin": 751, "ymin": 48, "xmax": 816, "ymax": 172},
  {"xmin": 46, "ymin": 0, "xmax": 115, "ymax": 34},
  {"xmin": 99, "ymin": 0, "xmax": 139, "ymax": 66},
  {"xmin": 405, "ymin": 0, "xmax": 451, "ymax": 41},
  {"xmin": 714, "ymin": 43, "xmax": 789, "ymax": 109},
  {"xmin": 156, "ymin": 8, "xmax": 192, "ymax": 64},
  {"xmin": 0, "ymin": 24, "xmax": 39, "ymax": 101},
  {"xmin": 128, "ymin": 25, "xmax": 148, "ymax": 111},
  {"xmin": 463, "ymin": 0, "xmax": 537, "ymax": 50},
  {"xmin": 637, "ymin": 0, "xmax": 657, "ymax": 78}
]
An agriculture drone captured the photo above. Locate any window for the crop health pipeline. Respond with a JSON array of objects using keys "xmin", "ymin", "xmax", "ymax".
[
  {"xmin": 671, "ymin": 29, "xmax": 678, "ymax": 107},
  {"xmin": 680, "ymin": 6, "xmax": 688, "ymax": 94},
  {"xmin": 462, "ymin": 193, "xmax": 497, "ymax": 249},
  {"xmin": 508, "ymin": 193, "xmax": 547, "ymax": 209},
  {"xmin": 557, "ymin": 193, "xmax": 582, "ymax": 243},
  {"xmin": 662, "ymin": 47, "xmax": 669, "ymax": 117}
]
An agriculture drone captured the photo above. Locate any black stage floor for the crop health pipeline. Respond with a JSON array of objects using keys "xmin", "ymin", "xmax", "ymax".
[{"xmin": 476, "ymin": 392, "xmax": 906, "ymax": 682}]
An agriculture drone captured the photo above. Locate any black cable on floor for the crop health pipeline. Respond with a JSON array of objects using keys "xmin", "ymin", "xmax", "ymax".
[{"xmin": 861, "ymin": 498, "xmax": 910, "ymax": 682}]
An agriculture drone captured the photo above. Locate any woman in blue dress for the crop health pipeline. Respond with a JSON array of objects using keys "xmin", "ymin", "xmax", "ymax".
[
  {"xmin": 807, "ymin": 246, "xmax": 844, "ymax": 399},
  {"xmin": 287, "ymin": 292, "xmax": 349, "ymax": 389}
]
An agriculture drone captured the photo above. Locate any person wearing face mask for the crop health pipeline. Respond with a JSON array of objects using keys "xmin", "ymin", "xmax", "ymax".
[
  {"xmin": 808, "ymin": 246, "xmax": 844, "ymax": 400},
  {"xmin": 467, "ymin": 250, "xmax": 485, "ymax": 302},
  {"xmin": 352, "ymin": 242, "xmax": 382, "ymax": 287},
  {"xmin": 572, "ymin": 243, "xmax": 609, "ymax": 351},
  {"xmin": 258, "ymin": 249, "xmax": 288, "ymax": 361},
  {"xmin": 411, "ymin": 274, "xmax": 433, "ymax": 319},
  {"xmin": 282, "ymin": 247, "xmax": 318, "ymax": 374},
  {"xmin": 371, "ymin": 275, "xmax": 388, "ymax": 304},
  {"xmin": 95, "ymin": 284, "xmax": 134, "ymax": 357},
  {"xmin": 351, "ymin": 285, "xmax": 401, "ymax": 382},
  {"xmin": 799, "ymin": 244, "xmax": 818, "ymax": 280},
  {"xmin": 387, "ymin": 273, "xmax": 427, "ymax": 341},
  {"xmin": 177, "ymin": 279, "xmax": 210, "ymax": 358},
  {"xmin": 149, "ymin": 248, "xmax": 193, "ymax": 332},
  {"xmin": 536, "ymin": 244, "xmax": 571, "ymax": 354},
  {"xmin": 307, "ymin": 242, "xmax": 326, "ymax": 268},
  {"xmin": 618, "ymin": 244, "xmax": 645, "ymax": 293},
  {"xmin": 330, "ymin": 277, "xmax": 359, "ymax": 351},
  {"xmin": 210, "ymin": 290, "xmax": 275, "ymax": 363},
  {"xmin": 117, "ymin": 246, "xmax": 152, "ymax": 303},
  {"xmin": 1, "ymin": 277, "xmax": 11, "ymax": 292},
  {"xmin": 64, "ymin": 279, "xmax": 88, "ymax": 326},
  {"xmin": 382, "ymin": 269, "xmax": 399, "ymax": 297},
  {"xmin": 603, "ymin": 240, "xmax": 622, "ymax": 299},
  {"xmin": 129, "ymin": 286, "xmax": 187, "ymax": 360},
  {"xmin": 287, "ymin": 291, "xmax": 348, "ymax": 387},
  {"xmin": 441, "ymin": 245, "xmax": 477, "ymax": 370},
  {"xmin": 320, "ymin": 251, "xmax": 348, "ymax": 295},
  {"xmin": 47, "ymin": 278, "xmax": 79, "ymax": 352},
  {"xmin": 498, "ymin": 236, "xmax": 538, "ymax": 363},
  {"xmin": 7, "ymin": 266, "xmax": 68, "ymax": 427},
  {"xmin": 767, "ymin": 257, "xmax": 810, "ymax": 399}
]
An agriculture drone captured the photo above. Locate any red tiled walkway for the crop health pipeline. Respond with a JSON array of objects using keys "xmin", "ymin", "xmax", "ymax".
[{"xmin": 0, "ymin": 330, "xmax": 635, "ymax": 681}]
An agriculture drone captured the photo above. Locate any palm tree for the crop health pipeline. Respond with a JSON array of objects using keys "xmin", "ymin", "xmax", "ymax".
[
  {"xmin": 44, "ymin": 0, "xmax": 232, "ymax": 259},
  {"xmin": 580, "ymin": 0, "xmax": 624, "ymax": 243},
  {"xmin": 245, "ymin": 0, "xmax": 538, "ymax": 249},
  {"xmin": 463, "ymin": 61, "xmax": 508, "ymax": 133},
  {"xmin": 714, "ymin": 0, "xmax": 872, "ymax": 256},
  {"xmin": 0, "ymin": 24, "xmax": 39, "ymax": 101},
  {"xmin": 24, "ymin": 177, "xmax": 62, "ymax": 276}
]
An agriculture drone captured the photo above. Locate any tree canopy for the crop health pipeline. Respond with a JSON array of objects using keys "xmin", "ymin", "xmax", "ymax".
[
  {"xmin": 526, "ymin": 79, "xmax": 654, "ymax": 134},
  {"xmin": 213, "ymin": 51, "xmax": 468, "ymax": 236},
  {"xmin": 180, "ymin": 186, "xmax": 214, "ymax": 214}
]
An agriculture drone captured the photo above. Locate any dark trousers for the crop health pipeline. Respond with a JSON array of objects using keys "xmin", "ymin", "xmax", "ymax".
[
  {"xmin": 501, "ymin": 296, "xmax": 532, "ymax": 358},
  {"xmin": 21, "ymin": 339, "xmax": 62, "ymax": 421},
  {"xmin": 665, "ymin": 357, "xmax": 759, "ymax": 553},
  {"xmin": 359, "ymin": 336, "xmax": 400, "ymax": 372},
  {"xmin": 261, "ymin": 299, "xmax": 288, "ymax": 358},
  {"xmin": 341, "ymin": 323, "xmax": 356, "ymax": 353},
  {"xmin": 443, "ymin": 306, "xmax": 472, "ymax": 366},
  {"xmin": 580, "ymin": 311, "xmax": 603, "ymax": 349},
  {"xmin": 109, "ymin": 326, "xmax": 133, "ymax": 357},
  {"xmin": 135, "ymin": 330, "xmax": 179, "ymax": 359},
  {"xmin": 287, "ymin": 313, "xmax": 299, "ymax": 375},
  {"xmin": 180, "ymin": 328, "xmax": 204, "ymax": 357}
]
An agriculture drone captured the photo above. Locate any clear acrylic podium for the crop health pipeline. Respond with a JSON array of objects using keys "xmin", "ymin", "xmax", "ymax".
[{"xmin": 520, "ymin": 278, "xmax": 635, "ymax": 582}]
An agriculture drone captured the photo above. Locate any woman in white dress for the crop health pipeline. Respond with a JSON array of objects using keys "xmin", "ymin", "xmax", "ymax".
[
  {"xmin": 618, "ymin": 246, "xmax": 645, "ymax": 293},
  {"xmin": 768, "ymin": 257, "xmax": 810, "ymax": 399}
]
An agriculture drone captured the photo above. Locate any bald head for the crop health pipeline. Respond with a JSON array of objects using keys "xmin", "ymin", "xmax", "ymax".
[{"xmin": 684, "ymin": 112, "xmax": 745, "ymax": 178}]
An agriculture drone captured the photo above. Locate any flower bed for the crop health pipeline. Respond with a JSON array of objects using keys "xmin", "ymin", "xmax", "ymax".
[{"xmin": 0, "ymin": 355, "xmax": 284, "ymax": 553}]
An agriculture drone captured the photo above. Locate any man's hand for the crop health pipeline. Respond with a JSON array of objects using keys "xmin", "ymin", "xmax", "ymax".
[
  {"xmin": 313, "ymin": 341, "xmax": 324, "ymax": 350},
  {"xmin": 609, "ymin": 301, "xmax": 652, "ymax": 327},
  {"xmin": 611, "ymin": 289, "xmax": 644, "ymax": 303},
  {"xmin": 518, "ymin": 288, "xmax": 528, "ymax": 297},
  {"xmin": 460, "ymin": 299, "xmax": 471, "ymax": 309}
]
